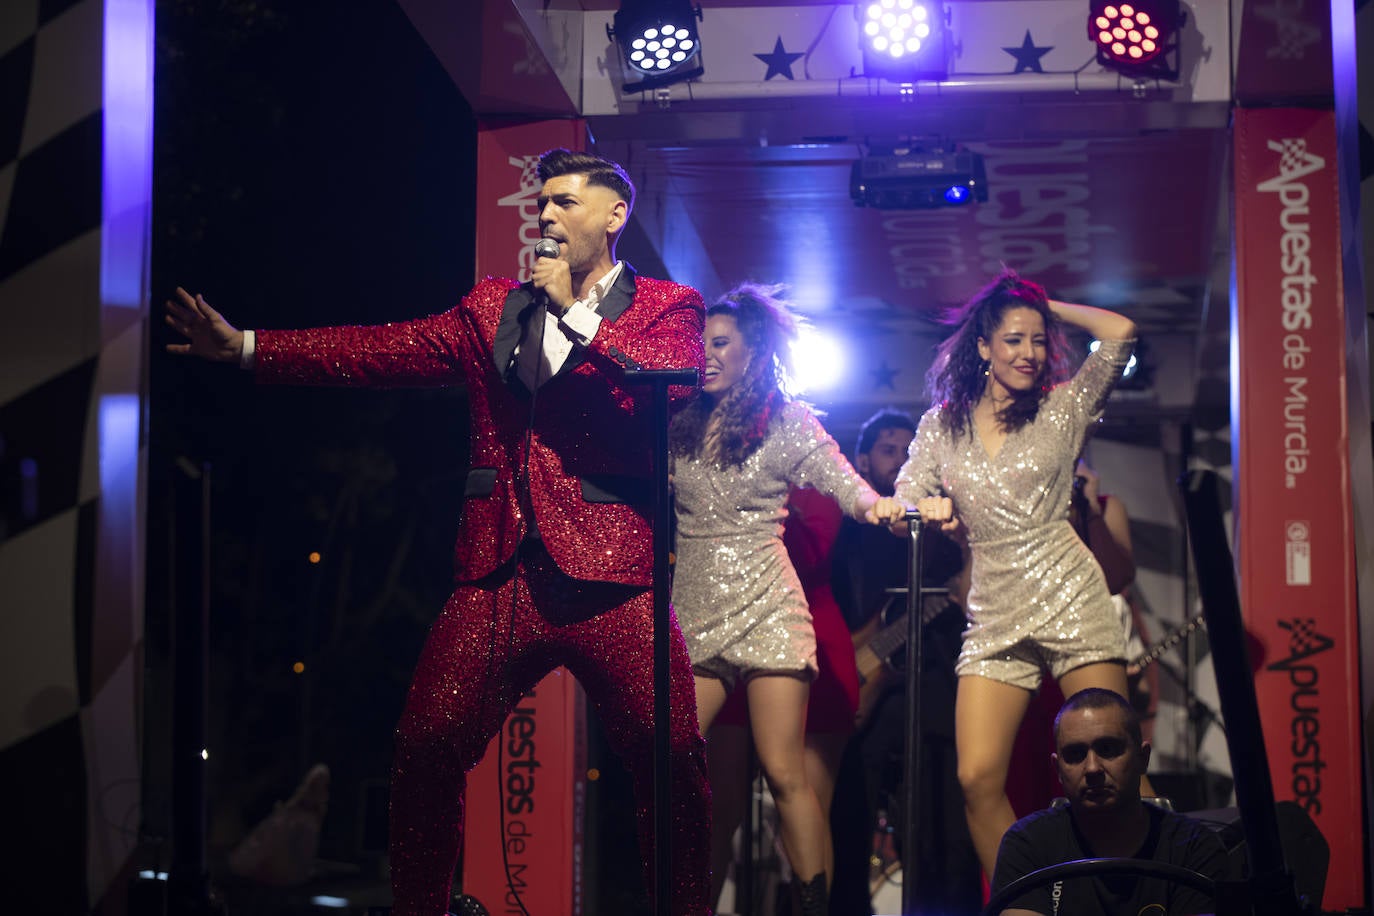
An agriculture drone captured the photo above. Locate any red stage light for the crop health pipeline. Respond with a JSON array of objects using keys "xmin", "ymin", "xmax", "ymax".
[{"xmin": 1087, "ymin": 1, "xmax": 1181, "ymax": 80}]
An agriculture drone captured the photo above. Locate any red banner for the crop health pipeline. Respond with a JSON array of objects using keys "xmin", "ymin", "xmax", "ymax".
[
  {"xmin": 462, "ymin": 119, "xmax": 590, "ymax": 916},
  {"xmin": 1233, "ymin": 106, "xmax": 1361, "ymax": 909}
]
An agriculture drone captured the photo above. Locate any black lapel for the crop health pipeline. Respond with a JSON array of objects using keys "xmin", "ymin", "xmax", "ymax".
[
  {"xmin": 555, "ymin": 263, "xmax": 638, "ymax": 379},
  {"xmin": 493, "ymin": 285, "xmax": 538, "ymax": 394},
  {"xmin": 597, "ymin": 261, "xmax": 638, "ymax": 324}
]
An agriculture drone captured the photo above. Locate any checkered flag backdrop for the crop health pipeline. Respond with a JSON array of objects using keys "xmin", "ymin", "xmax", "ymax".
[{"xmin": 0, "ymin": 1, "xmax": 151, "ymax": 911}]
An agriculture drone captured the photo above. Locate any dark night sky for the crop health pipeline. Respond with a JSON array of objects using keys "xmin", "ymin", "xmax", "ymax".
[{"xmin": 150, "ymin": 0, "xmax": 480, "ymax": 865}]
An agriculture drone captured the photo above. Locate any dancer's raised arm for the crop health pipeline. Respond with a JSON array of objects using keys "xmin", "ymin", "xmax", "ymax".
[{"xmin": 1047, "ymin": 298, "xmax": 1136, "ymax": 342}]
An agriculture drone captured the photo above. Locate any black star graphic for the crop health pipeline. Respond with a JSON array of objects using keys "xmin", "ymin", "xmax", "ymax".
[
  {"xmin": 1003, "ymin": 30, "xmax": 1052, "ymax": 74},
  {"xmin": 870, "ymin": 360, "xmax": 900, "ymax": 391},
  {"xmin": 755, "ymin": 37, "xmax": 805, "ymax": 81}
]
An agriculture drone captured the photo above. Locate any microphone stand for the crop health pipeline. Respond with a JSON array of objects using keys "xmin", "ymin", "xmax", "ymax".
[
  {"xmin": 622, "ymin": 365, "xmax": 699, "ymax": 916},
  {"xmin": 901, "ymin": 510, "xmax": 924, "ymax": 916}
]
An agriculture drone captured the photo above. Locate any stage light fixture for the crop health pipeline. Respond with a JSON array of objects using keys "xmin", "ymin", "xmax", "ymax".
[
  {"xmin": 855, "ymin": 0, "xmax": 949, "ymax": 82},
  {"xmin": 850, "ymin": 144, "xmax": 987, "ymax": 210},
  {"xmin": 1087, "ymin": 1, "xmax": 1183, "ymax": 81},
  {"xmin": 608, "ymin": 0, "xmax": 704, "ymax": 93}
]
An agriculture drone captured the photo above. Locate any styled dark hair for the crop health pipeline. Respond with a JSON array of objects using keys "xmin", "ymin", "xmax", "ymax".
[
  {"xmin": 537, "ymin": 147, "xmax": 636, "ymax": 209},
  {"xmin": 925, "ymin": 269, "xmax": 1069, "ymax": 436},
  {"xmin": 856, "ymin": 407, "xmax": 917, "ymax": 457},
  {"xmin": 1054, "ymin": 688, "xmax": 1143, "ymax": 748},
  {"xmin": 669, "ymin": 283, "xmax": 798, "ymax": 469}
]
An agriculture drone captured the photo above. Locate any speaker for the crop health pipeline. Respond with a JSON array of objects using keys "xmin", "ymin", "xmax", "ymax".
[{"xmin": 1186, "ymin": 801, "xmax": 1329, "ymax": 909}]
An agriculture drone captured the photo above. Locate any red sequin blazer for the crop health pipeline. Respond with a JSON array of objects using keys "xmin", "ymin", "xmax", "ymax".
[{"xmin": 255, "ymin": 265, "xmax": 705, "ymax": 587}]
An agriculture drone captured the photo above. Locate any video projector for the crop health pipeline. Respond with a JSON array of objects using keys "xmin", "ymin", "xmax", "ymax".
[{"xmin": 849, "ymin": 147, "xmax": 988, "ymax": 210}]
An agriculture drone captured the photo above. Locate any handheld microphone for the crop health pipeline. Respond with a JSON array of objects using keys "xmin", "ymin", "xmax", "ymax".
[{"xmin": 532, "ymin": 238, "xmax": 560, "ymax": 309}]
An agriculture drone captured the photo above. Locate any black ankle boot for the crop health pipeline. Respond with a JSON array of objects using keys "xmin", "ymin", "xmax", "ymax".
[{"xmin": 797, "ymin": 873, "xmax": 828, "ymax": 916}]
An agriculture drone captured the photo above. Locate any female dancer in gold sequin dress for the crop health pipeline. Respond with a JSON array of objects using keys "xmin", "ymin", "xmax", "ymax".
[
  {"xmin": 669, "ymin": 284, "xmax": 904, "ymax": 914},
  {"xmin": 895, "ymin": 271, "xmax": 1138, "ymax": 878}
]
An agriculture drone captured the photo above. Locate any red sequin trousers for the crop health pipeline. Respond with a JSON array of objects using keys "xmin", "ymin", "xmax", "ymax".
[{"xmin": 388, "ymin": 542, "xmax": 712, "ymax": 915}]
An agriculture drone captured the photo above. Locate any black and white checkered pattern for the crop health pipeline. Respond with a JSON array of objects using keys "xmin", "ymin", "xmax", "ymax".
[{"xmin": 1, "ymin": 0, "xmax": 146, "ymax": 910}]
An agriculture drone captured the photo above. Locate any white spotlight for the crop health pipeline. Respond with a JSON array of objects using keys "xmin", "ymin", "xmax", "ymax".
[{"xmin": 790, "ymin": 328, "xmax": 846, "ymax": 394}]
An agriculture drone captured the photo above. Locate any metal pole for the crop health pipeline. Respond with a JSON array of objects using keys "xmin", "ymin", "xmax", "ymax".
[
  {"xmin": 900, "ymin": 510, "xmax": 924, "ymax": 915},
  {"xmin": 169, "ymin": 459, "xmax": 212, "ymax": 914},
  {"xmin": 1179, "ymin": 421, "xmax": 1200, "ymax": 772},
  {"xmin": 1179, "ymin": 470, "xmax": 1302, "ymax": 915},
  {"xmin": 625, "ymin": 367, "xmax": 699, "ymax": 916}
]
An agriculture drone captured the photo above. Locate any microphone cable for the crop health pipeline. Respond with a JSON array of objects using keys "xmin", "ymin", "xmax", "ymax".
[{"xmin": 493, "ymin": 264, "xmax": 557, "ymax": 916}]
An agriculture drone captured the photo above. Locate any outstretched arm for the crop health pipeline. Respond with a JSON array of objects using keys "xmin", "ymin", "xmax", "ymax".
[
  {"xmin": 165, "ymin": 287, "xmax": 245, "ymax": 363},
  {"xmin": 1047, "ymin": 299, "xmax": 1136, "ymax": 341},
  {"xmin": 167, "ymin": 282, "xmax": 476, "ymax": 388}
]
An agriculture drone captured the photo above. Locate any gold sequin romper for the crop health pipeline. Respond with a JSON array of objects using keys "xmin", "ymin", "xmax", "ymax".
[
  {"xmin": 896, "ymin": 339, "xmax": 1135, "ymax": 689},
  {"xmin": 673, "ymin": 400, "xmax": 873, "ymax": 686}
]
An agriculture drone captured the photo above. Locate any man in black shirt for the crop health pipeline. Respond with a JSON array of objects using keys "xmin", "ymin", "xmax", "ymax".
[{"xmin": 991, "ymin": 688, "xmax": 1230, "ymax": 915}]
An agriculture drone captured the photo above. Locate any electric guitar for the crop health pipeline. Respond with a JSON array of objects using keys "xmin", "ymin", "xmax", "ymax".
[{"xmin": 851, "ymin": 591, "xmax": 951, "ymax": 731}]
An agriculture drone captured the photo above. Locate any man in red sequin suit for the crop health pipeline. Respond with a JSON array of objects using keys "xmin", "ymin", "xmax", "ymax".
[{"xmin": 166, "ymin": 149, "xmax": 711, "ymax": 916}]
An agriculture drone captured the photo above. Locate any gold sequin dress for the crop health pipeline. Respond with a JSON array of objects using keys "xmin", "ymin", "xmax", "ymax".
[
  {"xmin": 896, "ymin": 339, "xmax": 1135, "ymax": 689},
  {"xmin": 673, "ymin": 400, "xmax": 874, "ymax": 686}
]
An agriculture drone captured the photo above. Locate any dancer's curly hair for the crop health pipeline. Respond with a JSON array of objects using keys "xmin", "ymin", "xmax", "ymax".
[
  {"xmin": 670, "ymin": 283, "xmax": 799, "ymax": 468},
  {"xmin": 925, "ymin": 269, "xmax": 1070, "ymax": 435}
]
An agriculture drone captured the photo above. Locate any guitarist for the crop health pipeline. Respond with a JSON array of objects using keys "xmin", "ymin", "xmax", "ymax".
[{"xmin": 829, "ymin": 409, "xmax": 982, "ymax": 916}]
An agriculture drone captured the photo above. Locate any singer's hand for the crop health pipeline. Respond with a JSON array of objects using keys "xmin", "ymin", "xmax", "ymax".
[
  {"xmin": 531, "ymin": 255, "xmax": 574, "ymax": 313},
  {"xmin": 164, "ymin": 287, "xmax": 244, "ymax": 363},
  {"xmin": 916, "ymin": 495, "xmax": 960, "ymax": 534}
]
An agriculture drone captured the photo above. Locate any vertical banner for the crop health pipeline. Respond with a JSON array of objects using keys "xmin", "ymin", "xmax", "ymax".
[
  {"xmin": 1233, "ymin": 107, "xmax": 1362, "ymax": 909},
  {"xmin": 462, "ymin": 119, "xmax": 589, "ymax": 916}
]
